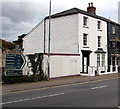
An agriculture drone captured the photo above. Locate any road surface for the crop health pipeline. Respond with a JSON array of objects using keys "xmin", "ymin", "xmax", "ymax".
[{"xmin": 1, "ymin": 77, "xmax": 119, "ymax": 108}]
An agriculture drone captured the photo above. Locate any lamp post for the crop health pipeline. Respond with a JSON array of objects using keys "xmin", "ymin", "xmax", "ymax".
[{"xmin": 48, "ymin": 0, "xmax": 51, "ymax": 79}]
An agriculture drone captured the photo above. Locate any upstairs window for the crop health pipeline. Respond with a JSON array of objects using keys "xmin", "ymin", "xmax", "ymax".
[
  {"xmin": 112, "ymin": 26, "xmax": 116, "ymax": 34},
  {"xmin": 97, "ymin": 21, "xmax": 101, "ymax": 30},
  {"xmin": 83, "ymin": 33, "xmax": 88, "ymax": 46},
  {"xmin": 98, "ymin": 36, "xmax": 101, "ymax": 47},
  {"xmin": 83, "ymin": 16, "xmax": 88, "ymax": 27}
]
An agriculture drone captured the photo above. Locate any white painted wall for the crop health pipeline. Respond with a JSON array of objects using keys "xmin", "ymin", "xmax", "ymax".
[
  {"xmin": 22, "ymin": 56, "xmax": 33, "ymax": 75},
  {"xmin": 78, "ymin": 13, "xmax": 108, "ymax": 73},
  {"xmin": 45, "ymin": 14, "xmax": 79, "ymax": 54},
  {"xmin": 50, "ymin": 55, "xmax": 80, "ymax": 78},
  {"xmin": 23, "ymin": 14, "xmax": 80, "ymax": 78},
  {"xmin": 23, "ymin": 20, "xmax": 44, "ymax": 55},
  {"xmin": 23, "ymin": 14, "xmax": 79, "ymax": 55}
]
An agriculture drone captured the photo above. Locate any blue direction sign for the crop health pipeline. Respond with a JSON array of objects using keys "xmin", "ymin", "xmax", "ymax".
[
  {"xmin": 5, "ymin": 54, "xmax": 26, "ymax": 75},
  {"xmin": 6, "ymin": 70, "xmax": 23, "ymax": 75}
]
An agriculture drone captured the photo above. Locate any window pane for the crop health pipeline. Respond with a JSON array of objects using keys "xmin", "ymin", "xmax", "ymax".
[
  {"xmin": 97, "ymin": 54, "xmax": 100, "ymax": 66},
  {"xmin": 102, "ymin": 54, "xmax": 105, "ymax": 66},
  {"xmin": 98, "ymin": 36, "xmax": 101, "ymax": 47},
  {"xmin": 83, "ymin": 34, "xmax": 88, "ymax": 46},
  {"xmin": 97, "ymin": 54, "xmax": 100, "ymax": 60},
  {"xmin": 83, "ymin": 17, "xmax": 88, "ymax": 26},
  {"xmin": 97, "ymin": 61, "xmax": 100, "ymax": 66},
  {"xmin": 112, "ymin": 26, "xmax": 115, "ymax": 34},
  {"xmin": 98, "ymin": 21, "xmax": 101, "ymax": 29}
]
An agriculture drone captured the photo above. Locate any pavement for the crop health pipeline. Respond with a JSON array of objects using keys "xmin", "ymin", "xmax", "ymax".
[{"xmin": 2, "ymin": 73, "xmax": 119, "ymax": 94}]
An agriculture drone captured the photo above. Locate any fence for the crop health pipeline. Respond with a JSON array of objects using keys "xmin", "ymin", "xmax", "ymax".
[{"xmin": 81, "ymin": 65, "xmax": 118, "ymax": 76}]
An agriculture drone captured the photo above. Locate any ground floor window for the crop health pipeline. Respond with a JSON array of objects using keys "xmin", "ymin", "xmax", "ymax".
[
  {"xmin": 102, "ymin": 54, "xmax": 105, "ymax": 66},
  {"xmin": 97, "ymin": 53, "xmax": 105, "ymax": 66},
  {"xmin": 111, "ymin": 56, "xmax": 120, "ymax": 66},
  {"xmin": 97, "ymin": 54, "xmax": 100, "ymax": 66}
]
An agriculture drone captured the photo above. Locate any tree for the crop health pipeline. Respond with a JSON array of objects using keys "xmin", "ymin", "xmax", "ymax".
[{"xmin": 0, "ymin": 39, "xmax": 16, "ymax": 51}]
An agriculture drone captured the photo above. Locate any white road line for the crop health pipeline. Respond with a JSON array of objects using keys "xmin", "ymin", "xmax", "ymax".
[
  {"xmin": 91, "ymin": 85, "xmax": 108, "ymax": 90},
  {"xmin": 1, "ymin": 93, "xmax": 64, "ymax": 105}
]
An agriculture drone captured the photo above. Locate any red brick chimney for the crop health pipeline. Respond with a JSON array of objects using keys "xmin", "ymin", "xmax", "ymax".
[{"xmin": 87, "ymin": 2, "xmax": 96, "ymax": 14}]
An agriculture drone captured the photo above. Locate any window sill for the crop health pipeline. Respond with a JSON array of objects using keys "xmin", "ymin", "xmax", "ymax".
[
  {"xmin": 83, "ymin": 46, "xmax": 89, "ymax": 48},
  {"xmin": 97, "ymin": 29, "xmax": 102, "ymax": 31},
  {"xmin": 83, "ymin": 26, "xmax": 89, "ymax": 28}
]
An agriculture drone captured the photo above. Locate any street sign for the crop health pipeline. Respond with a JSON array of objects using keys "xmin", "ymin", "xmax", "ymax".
[
  {"xmin": 5, "ymin": 54, "xmax": 26, "ymax": 76},
  {"xmin": 6, "ymin": 70, "xmax": 23, "ymax": 75}
]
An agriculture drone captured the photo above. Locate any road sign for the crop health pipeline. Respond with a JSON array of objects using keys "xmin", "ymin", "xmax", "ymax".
[
  {"xmin": 6, "ymin": 70, "xmax": 23, "ymax": 75},
  {"xmin": 5, "ymin": 54, "xmax": 26, "ymax": 76}
]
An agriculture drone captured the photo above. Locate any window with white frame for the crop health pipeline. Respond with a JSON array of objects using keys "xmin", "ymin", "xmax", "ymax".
[
  {"xmin": 97, "ymin": 54, "xmax": 100, "ymax": 66},
  {"xmin": 102, "ymin": 54, "xmax": 105, "ymax": 66},
  {"xmin": 83, "ymin": 33, "xmax": 88, "ymax": 46},
  {"xmin": 98, "ymin": 36, "xmax": 101, "ymax": 47},
  {"xmin": 97, "ymin": 21, "xmax": 101, "ymax": 30},
  {"xmin": 97, "ymin": 54, "xmax": 105, "ymax": 66},
  {"xmin": 83, "ymin": 16, "xmax": 88, "ymax": 27}
]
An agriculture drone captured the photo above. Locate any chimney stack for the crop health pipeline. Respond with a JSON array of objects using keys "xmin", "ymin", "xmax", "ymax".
[{"xmin": 87, "ymin": 2, "xmax": 96, "ymax": 14}]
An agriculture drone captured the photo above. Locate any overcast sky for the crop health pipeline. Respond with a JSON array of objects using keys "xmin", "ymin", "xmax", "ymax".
[{"xmin": 1, "ymin": 0, "xmax": 119, "ymax": 41}]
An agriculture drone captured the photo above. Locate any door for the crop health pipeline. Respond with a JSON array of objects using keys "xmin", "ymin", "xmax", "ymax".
[
  {"xmin": 81, "ymin": 50, "xmax": 92, "ymax": 73},
  {"xmin": 84, "ymin": 57, "xmax": 87, "ymax": 73}
]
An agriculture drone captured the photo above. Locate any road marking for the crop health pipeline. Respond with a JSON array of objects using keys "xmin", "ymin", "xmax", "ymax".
[
  {"xmin": 2, "ymin": 77, "xmax": 119, "ymax": 95},
  {"xmin": 91, "ymin": 85, "xmax": 108, "ymax": 90},
  {"xmin": 1, "ymin": 93, "xmax": 64, "ymax": 105}
]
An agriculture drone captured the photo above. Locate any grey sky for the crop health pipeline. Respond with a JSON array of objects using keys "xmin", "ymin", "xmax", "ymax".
[{"xmin": 1, "ymin": 0, "xmax": 119, "ymax": 41}]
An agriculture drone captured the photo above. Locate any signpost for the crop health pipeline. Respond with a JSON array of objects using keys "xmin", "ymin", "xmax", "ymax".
[{"xmin": 5, "ymin": 54, "xmax": 26, "ymax": 76}]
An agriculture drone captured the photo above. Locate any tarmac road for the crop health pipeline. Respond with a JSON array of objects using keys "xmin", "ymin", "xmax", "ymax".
[{"xmin": 1, "ymin": 77, "xmax": 119, "ymax": 108}]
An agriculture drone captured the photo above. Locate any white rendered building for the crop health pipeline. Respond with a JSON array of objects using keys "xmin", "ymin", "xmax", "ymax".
[{"xmin": 23, "ymin": 3, "xmax": 108, "ymax": 78}]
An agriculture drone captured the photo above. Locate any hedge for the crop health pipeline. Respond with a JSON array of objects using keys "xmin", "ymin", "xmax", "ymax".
[{"xmin": 2, "ymin": 75, "xmax": 48, "ymax": 84}]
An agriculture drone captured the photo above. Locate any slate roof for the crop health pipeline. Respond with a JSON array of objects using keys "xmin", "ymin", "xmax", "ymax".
[{"xmin": 45, "ymin": 7, "xmax": 120, "ymax": 25}]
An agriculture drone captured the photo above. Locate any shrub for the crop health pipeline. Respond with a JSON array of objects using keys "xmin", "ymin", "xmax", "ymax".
[{"xmin": 2, "ymin": 75, "xmax": 47, "ymax": 84}]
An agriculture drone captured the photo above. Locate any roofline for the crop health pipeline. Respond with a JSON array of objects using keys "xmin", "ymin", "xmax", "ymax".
[
  {"xmin": 23, "ymin": 19, "xmax": 44, "ymax": 40},
  {"xmin": 45, "ymin": 8, "xmax": 78, "ymax": 19},
  {"xmin": 45, "ymin": 7, "xmax": 120, "ymax": 26},
  {"xmin": 24, "ymin": 7, "xmax": 120, "ymax": 39}
]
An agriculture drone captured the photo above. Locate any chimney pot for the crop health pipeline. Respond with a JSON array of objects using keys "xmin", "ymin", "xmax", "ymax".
[
  {"xmin": 91, "ymin": 2, "xmax": 93, "ymax": 7},
  {"xmin": 87, "ymin": 2, "xmax": 96, "ymax": 14},
  {"xmin": 88, "ymin": 3, "xmax": 91, "ymax": 7}
]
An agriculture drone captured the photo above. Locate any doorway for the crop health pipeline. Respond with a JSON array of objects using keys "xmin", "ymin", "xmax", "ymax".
[
  {"xmin": 84, "ymin": 57, "xmax": 87, "ymax": 73},
  {"xmin": 81, "ymin": 50, "xmax": 92, "ymax": 73}
]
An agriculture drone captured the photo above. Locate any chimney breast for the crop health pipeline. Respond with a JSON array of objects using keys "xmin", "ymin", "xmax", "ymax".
[{"xmin": 87, "ymin": 2, "xmax": 96, "ymax": 14}]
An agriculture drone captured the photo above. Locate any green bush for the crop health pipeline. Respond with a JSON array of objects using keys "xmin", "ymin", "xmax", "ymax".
[{"xmin": 2, "ymin": 75, "xmax": 47, "ymax": 84}]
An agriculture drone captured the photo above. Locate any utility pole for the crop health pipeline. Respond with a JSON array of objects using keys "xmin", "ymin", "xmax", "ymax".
[{"xmin": 48, "ymin": 0, "xmax": 51, "ymax": 79}]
